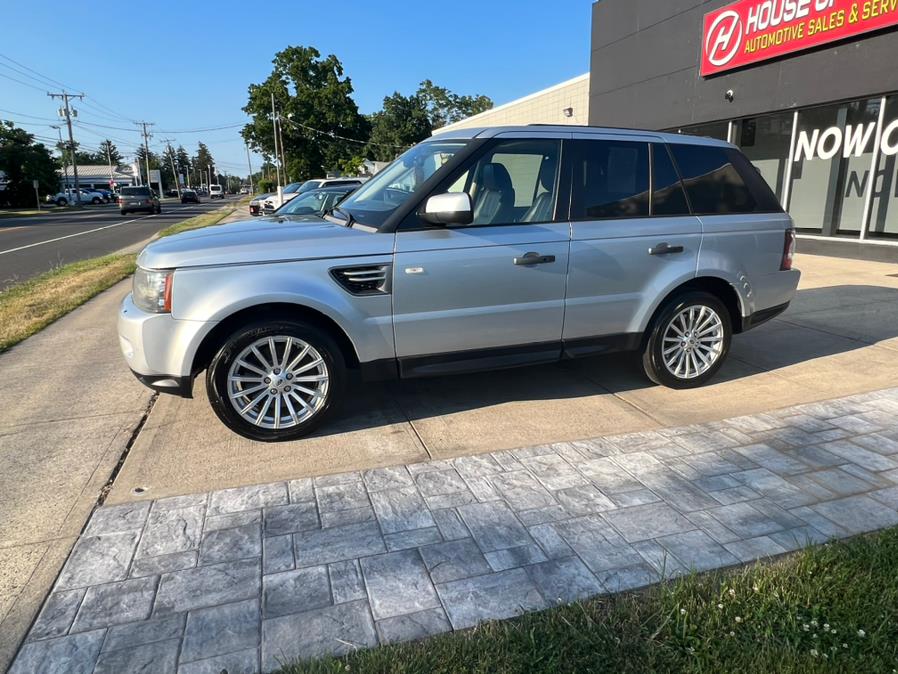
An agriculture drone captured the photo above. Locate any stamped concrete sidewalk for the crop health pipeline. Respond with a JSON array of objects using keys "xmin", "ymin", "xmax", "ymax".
[{"xmin": 12, "ymin": 386, "xmax": 898, "ymax": 674}]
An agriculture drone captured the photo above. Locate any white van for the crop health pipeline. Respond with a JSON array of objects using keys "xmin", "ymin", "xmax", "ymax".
[{"xmin": 209, "ymin": 184, "xmax": 224, "ymax": 199}]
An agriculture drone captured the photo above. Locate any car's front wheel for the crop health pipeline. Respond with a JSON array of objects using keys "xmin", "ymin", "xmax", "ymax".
[
  {"xmin": 206, "ymin": 320, "xmax": 345, "ymax": 441},
  {"xmin": 642, "ymin": 291, "xmax": 732, "ymax": 389},
  {"xmin": 56, "ymin": 198, "xmax": 67, "ymax": 206}
]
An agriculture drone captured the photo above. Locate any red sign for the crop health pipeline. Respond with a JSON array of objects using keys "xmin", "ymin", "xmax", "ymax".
[{"xmin": 701, "ymin": 0, "xmax": 898, "ymax": 76}]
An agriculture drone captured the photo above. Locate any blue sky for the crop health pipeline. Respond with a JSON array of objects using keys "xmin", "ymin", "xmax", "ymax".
[{"xmin": 1, "ymin": 1, "xmax": 592, "ymax": 174}]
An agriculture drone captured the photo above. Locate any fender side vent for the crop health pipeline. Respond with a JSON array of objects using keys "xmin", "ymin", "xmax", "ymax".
[{"xmin": 330, "ymin": 264, "xmax": 392, "ymax": 296}]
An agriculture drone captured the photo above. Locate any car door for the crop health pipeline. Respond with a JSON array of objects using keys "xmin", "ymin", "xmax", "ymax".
[
  {"xmin": 392, "ymin": 134, "xmax": 571, "ymax": 376},
  {"xmin": 563, "ymin": 136, "xmax": 702, "ymax": 352}
]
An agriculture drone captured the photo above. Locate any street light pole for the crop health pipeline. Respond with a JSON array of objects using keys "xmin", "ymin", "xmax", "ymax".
[
  {"xmin": 244, "ymin": 142, "xmax": 255, "ymax": 195},
  {"xmin": 50, "ymin": 125, "xmax": 69, "ymax": 191}
]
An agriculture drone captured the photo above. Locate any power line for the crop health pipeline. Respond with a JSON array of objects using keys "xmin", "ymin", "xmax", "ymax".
[
  {"xmin": 278, "ymin": 115, "xmax": 407, "ymax": 149},
  {"xmin": 0, "ymin": 52, "xmax": 72, "ymax": 90},
  {"xmin": 0, "ymin": 70, "xmax": 47, "ymax": 92},
  {"xmin": 157, "ymin": 123, "xmax": 245, "ymax": 134}
]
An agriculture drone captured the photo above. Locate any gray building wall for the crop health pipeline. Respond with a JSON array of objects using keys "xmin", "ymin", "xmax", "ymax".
[{"xmin": 588, "ymin": 0, "xmax": 898, "ymax": 130}]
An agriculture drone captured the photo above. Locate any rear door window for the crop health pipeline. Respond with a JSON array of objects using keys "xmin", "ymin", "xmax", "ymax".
[
  {"xmin": 570, "ymin": 139, "xmax": 649, "ymax": 220},
  {"xmin": 668, "ymin": 144, "xmax": 783, "ymax": 214}
]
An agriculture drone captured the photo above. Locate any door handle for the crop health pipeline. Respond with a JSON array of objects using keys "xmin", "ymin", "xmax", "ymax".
[
  {"xmin": 649, "ymin": 242, "xmax": 684, "ymax": 256},
  {"xmin": 514, "ymin": 252, "xmax": 556, "ymax": 266}
]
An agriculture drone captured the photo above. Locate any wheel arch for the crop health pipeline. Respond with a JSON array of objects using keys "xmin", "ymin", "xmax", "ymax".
[
  {"xmin": 191, "ymin": 302, "xmax": 361, "ymax": 376},
  {"xmin": 643, "ymin": 276, "xmax": 745, "ymax": 346}
]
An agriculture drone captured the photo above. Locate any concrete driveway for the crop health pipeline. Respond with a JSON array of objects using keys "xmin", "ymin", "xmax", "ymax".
[{"xmin": 105, "ymin": 252, "xmax": 898, "ymax": 504}]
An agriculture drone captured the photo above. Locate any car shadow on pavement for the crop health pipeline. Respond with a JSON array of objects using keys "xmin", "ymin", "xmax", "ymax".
[{"xmin": 323, "ymin": 284, "xmax": 898, "ymax": 435}]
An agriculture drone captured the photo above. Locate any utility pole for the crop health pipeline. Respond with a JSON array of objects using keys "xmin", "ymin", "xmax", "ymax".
[
  {"xmin": 278, "ymin": 114, "xmax": 288, "ymax": 183},
  {"xmin": 104, "ymin": 140, "xmax": 114, "ymax": 192},
  {"xmin": 244, "ymin": 142, "xmax": 254, "ymax": 195},
  {"xmin": 135, "ymin": 121, "xmax": 155, "ymax": 192},
  {"xmin": 207, "ymin": 165, "xmax": 212, "ymax": 190},
  {"xmin": 162, "ymin": 139, "xmax": 181, "ymax": 198},
  {"xmin": 47, "ymin": 91, "xmax": 84, "ymax": 205},
  {"xmin": 270, "ymin": 92, "xmax": 283, "ymax": 207},
  {"xmin": 50, "ymin": 125, "xmax": 69, "ymax": 191}
]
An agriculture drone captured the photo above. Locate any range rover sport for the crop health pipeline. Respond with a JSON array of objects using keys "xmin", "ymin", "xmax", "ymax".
[{"xmin": 118, "ymin": 125, "xmax": 800, "ymax": 441}]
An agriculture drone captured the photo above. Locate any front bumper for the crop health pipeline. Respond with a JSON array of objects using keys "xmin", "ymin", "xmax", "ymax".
[{"xmin": 118, "ymin": 293, "xmax": 215, "ymax": 398}]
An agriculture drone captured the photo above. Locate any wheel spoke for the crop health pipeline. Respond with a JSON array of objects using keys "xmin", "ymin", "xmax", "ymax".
[
  {"xmin": 293, "ymin": 374, "xmax": 328, "ymax": 383},
  {"xmin": 240, "ymin": 390, "xmax": 268, "ymax": 415},
  {"xmin": 268, "ymin": 338, "xmax": 278, "ymax": 368},
  {"xmin": 254, "ymin": 395, "xmax": 273, "ymax": 426},
  {"xmin": 286, "ymin": 345, "xmax": 311, "ymax": 372},
  {"xmin": 283, "ymin": 393, "xmax": 300, "ymax": 425},
  {"xmin": 293, "ymin": 358, "xmax": 323, "ymax": 375},
  {"xmin": 273, "ymin": 396, "xmax": 281, "ymax": 430},
  {"xmin": 279, "ymin": 337, "xmax": 293, "ymax": 370},
  {"xmin": 236, "ymin": 359, "xmax": 267, "ymax": 376},
  {"xmin": 230, "ymin": 382, "xmax": 267, "ymax": 399},
  {"xmin": 250, "ymin": 345, "xmax": 271, "ymax": 370}
]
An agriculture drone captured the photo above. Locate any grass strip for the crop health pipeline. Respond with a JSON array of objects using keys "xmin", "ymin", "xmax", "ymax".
[
  {"xmin": 279, "ymin": 528, "xmax": 898, "ymax": 674},
  {"xmin": 0, "ymin": 253, "xmax": 137, "ymax": 353},
  {"xmin": 0, "ymin": 201, "xmax": 242, "ymax": 353}
]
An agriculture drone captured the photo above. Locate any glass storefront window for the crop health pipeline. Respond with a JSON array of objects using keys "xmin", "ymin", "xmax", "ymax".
[
  {"xmin": 869, "ymin": 95, "xmax": 898, "ymax": 239},
  {"xmin": 674, "ymin": 121, "xmax": 730, "ymax": 142},
  {"xmin": 732, "ymin": 114, "xmax": 793, "ymax": 202},
  {"xmin": 787, "ymin": 98, "xmax": 881, "ymax": 235}
]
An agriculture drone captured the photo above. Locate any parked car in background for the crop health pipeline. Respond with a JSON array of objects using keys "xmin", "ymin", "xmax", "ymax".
[
  {"xmin": 273, "ymin": 186, "xmax": 354, "ymax": 218},
  {"xmin": 239, "ymin": 186, "xmax": 249, "ymax": 195},
  {"xmin": 181, "ymin": 189, "xmax": 200, "ymax": 204},
  {"xmin": 249, "ymin": 192, "xmax": 272, "ymax": 216},
  {"xmin": 119, "ymin": 125, "xmax": 799, "ymax": 441},
  {"xmin": 47, "ymin": 189, "xmax": 99, "ymax": 206},
  {"xmin": 209, "ymin": 185, "xmax": 224, "ymax": 199},
  {"xmin": 79, "ymin": 188, "xmax": 110, "ymax": 204},
  {"xmin": 262, "ymin": 178, "xmax": 364, "ymax": 213},
  {"xmin": 119, "ymin": 186, "xmax": 161, "ymax": 215}
]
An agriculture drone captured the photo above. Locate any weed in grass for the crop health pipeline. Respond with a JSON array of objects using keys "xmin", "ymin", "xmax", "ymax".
[{"xmin": 278, "ymin": 528, "xmax": 898, "ymax": 674}]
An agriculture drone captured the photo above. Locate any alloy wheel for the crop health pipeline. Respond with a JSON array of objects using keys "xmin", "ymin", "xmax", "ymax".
[
  {"xmin": 226, "ymin": 336, "xmax": 329, "ymax": 429},
  {"xmin": 661, "ymin": 305, "xmax": 725, "ymax": 380}
]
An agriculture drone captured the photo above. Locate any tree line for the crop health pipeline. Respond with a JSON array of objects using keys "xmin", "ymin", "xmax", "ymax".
[{"xmin": 241, "ymin": 45, "xmax": 493, "ymax": 186}]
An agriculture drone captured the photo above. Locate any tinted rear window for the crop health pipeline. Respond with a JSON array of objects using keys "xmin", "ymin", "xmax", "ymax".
[
  {"xmin": 120, "ymin": 187, "xmax": 150, "ymax": 196},
  {"xmin": 570, "ymin": 139, "xmax": 649, "ymax": 220},
  {"xmin": 669, "ymin": 144, "xmax": 782, "ymax": 214}
]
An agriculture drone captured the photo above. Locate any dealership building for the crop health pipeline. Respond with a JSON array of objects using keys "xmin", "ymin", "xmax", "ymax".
[{"xmin": 589, "ymin": 0, "xmax": 898, "ymax": 259}]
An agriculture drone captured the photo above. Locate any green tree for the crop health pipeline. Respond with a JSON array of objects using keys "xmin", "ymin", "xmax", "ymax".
[
  {"xmin": 0, "ymin": 121, "xmax": 59, "ymax": 207},
  {"xmin": 97, "ymin": 140, "xmax": 122, "ymax": 166},
  {"xmin": 365, "ymin": 92, "xmax": 432, "ymax": 162},
  {"xmin": 175, "ymin": 145, "xmax": 190, "ymax": 183},
  {"xmin": 134, "ymin": 146, "xmax": 161, "ymax": 187},
  {"xmin": 241, "ymin": 46, "xmax": 368, "ymax": 181},
  {"xmin": 192, "ymin": 142, "xmax": 214, "ymax": 186},
  {"xmin": 417, "ymin": 79, "xmax": 493, "ymax": 129}
]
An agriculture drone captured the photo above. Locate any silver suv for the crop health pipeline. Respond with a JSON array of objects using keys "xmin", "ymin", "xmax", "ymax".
[{"xmin": 118, "ymin": 126, "xmax": 800, "ymax": 441}]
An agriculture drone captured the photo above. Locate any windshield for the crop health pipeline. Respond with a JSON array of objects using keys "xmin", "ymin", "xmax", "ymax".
[
  {"xmin": 282, "ymin": 182, "xmax": 304, "ymax": 194},
  {"xmin": 295, "ymin": 180, "xmax": 324, "ymax": 195},
  {"xmin": 278, "ymin": 190, "xmax": 333, "ymax": 215},
  {"xmin": 337, "ymin": 140, "xmax": 468, "ymax": 227}
]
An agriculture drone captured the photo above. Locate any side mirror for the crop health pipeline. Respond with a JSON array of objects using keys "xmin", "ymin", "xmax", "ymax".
[{"xmin": 419, "ymin": 192, "xmax": 473, "ymax": 226}]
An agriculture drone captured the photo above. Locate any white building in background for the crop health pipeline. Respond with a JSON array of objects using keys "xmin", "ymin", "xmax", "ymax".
[
  {"xmin": 433, "ymin": 73, "xmax": 589, "ymax": 134},
  {"xmin": 58, "ymin": 164, "xmax": 137, "ymax": 190}
]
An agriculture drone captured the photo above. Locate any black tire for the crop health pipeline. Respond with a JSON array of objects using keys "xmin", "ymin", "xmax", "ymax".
[
  {"xmin": 120, "ymin": 209, "xmax": 128, "ymax": 215},
  {"xmin": 206, "ymin": 320, "xmax": 346, "ymax": 441},
  {"xmin": 154, "ymin": 206, "xmax": 162, "ymax": 214},
  {"xmin": 91, "ymin": 197, "xmax": 101, "ymax": 205},
  {"xmin": 641, "ymin": 291, "xmax": 732, "ymax": 389},
  {"xmin": 56, "ymin": 198, "xmax": 67, "ymax": 207}
]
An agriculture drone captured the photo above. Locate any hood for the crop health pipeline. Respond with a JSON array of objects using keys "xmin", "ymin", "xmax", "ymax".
[{"xmin": 137, "ymin": 216, "xmax": 392, "ymax": 270}]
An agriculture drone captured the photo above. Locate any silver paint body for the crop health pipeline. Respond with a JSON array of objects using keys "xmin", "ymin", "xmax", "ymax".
[{"xmin": 118, "ymin": 125, "xmax": 800, "ymax": 382}]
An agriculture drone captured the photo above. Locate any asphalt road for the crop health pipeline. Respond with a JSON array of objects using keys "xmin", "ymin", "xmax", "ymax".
[{"xmin": 0, "ymin": 196, "xmax": 240, "ymax": 289}]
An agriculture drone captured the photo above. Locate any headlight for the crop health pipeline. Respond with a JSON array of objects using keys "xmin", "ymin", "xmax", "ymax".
[{"xmin": 133, "ymin": 267, "xmax": 173, "ymax": 313}]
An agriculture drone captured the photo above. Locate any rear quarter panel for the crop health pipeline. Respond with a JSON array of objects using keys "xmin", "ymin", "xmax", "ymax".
[{"xmin": 697, "ymin": 212, "xmax": 800, "ymax": 317}]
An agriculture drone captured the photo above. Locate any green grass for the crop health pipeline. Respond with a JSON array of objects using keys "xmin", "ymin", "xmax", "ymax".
[
  {"xmin": 0, "ymin": 253, "xmax": 137, "ymax": 353},
  {"xmin": 157, "ymin": 199, "xmax": 245, "ymax": 238},
  {"xmin": 278, "ymin": 528, "xmax": 898, "ymax": 674}
]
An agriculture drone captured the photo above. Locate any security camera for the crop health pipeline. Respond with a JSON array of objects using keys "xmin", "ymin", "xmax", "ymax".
[{"xmin": 724, "ymin": 89, "xmax": 735, "ymax": 103}]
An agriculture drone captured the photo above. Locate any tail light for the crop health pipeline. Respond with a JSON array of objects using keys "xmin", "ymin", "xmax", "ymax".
[{"xmin": 780, "ymin": 229, "xmax": 796, "ymax": 271}]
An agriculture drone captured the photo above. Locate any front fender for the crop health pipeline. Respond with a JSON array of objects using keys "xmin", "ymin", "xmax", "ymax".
[{"xmin": 170, "ymin": 258, "xmax": 395, "ymax": 367}]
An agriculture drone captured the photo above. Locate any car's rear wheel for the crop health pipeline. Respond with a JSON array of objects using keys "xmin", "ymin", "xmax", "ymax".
[
  {"xmin": 91, "ymin": 197, "xmax": 101, "ymax": 204},
  {"xmin": 206, "ymin": 320, "xmax": 345, "ymax": 441},
  {"xmin": 56, "ymin": 198, "xmax": 67, "ymax": 206},
  {"xmin": 120, "ymin": 209, "xmax": 128, "ymax": 215},
  {"xmin": 642, "ymin": 291, "xmax": 731, "ymax": 389}
]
